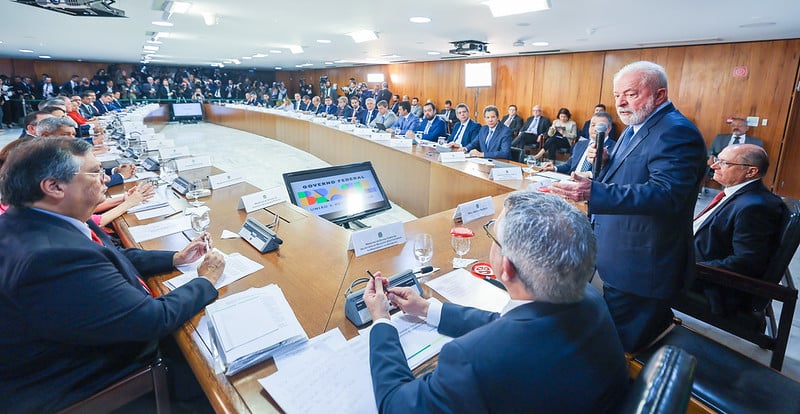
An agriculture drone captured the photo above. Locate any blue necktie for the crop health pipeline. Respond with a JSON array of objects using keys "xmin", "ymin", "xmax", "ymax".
[
  {"xmin": 579, "ymin": 155, "xmax": 592, "ymax": 172},
  {"xmin": 485, "ymin": 129, "xmax": 494, "ymax": 147},
  {"xmin": 615, "ymin": 127, "xmax": 634, "ymax": 158}
]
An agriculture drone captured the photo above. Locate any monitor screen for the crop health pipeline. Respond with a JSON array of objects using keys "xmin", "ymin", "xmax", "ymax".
[
  {"xmin": 171, "ymin": 103, "xmax": 203, "ymax": 119},
  {"xmin": 283, "ymin": 162, "xmax": 391, "ymax": 225}
]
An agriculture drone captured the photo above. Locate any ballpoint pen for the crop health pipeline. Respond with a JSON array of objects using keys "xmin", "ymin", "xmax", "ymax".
[
  {"xmin": 366, "ymin": 270, "xmax": 376, "ymax": 280},
  {"xmin": 204, "ymin": 234, "xmax": 211, "ymax": 252}
]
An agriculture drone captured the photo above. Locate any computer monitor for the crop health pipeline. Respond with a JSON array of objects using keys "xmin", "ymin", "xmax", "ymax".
[
  {"xmin": 283, "ymin": 161, "xmax": 391, "ymax": 226},
  {"xmin": 171, "ymin": 102, "xmax": 204, "ymax": 122}
]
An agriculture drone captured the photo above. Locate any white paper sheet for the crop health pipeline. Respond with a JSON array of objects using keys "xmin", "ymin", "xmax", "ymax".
[
  {"xmin": 425, "ymin": 268, "xmax": 510, "ymax": 313},
  {"xmin": 166, "ymin": 251, "xmax": 264, "ymax": 289},
  {"xmin": 127, "ymin": 216, "xmax": 191, "ymax": 242}
]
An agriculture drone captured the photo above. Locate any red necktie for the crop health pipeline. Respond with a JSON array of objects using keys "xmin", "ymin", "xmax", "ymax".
[
  {"xmin": 90, "ymin": 229, "xmax": 155, "ymax": 297},
  {"xmin": 694, "ymin": 191, "xmax": 726, "ymax": 220}
]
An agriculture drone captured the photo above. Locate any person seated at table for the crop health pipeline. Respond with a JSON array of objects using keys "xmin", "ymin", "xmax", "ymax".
[
  {"xmin": 534, "ymin": 107, "xmax": 578, "ymax": 159},
  {"xmin": 540, "ymin": 111, "xmax": 616, "ymax": 177},
  {"xmin": 446, "ymin": 103, "xmax": 481, "ymax": 148},
  {"xmin": 370, "ymin": 100, "xmax": 398, "ymax": 130},
  {"xmin": 406, "ymin": 102, "xmax": 446, "ymax": 141},
  {"xmin": 317, "ymin": 96, "xmax": 337, "ymax": 116},
  {"xmin": 0, "ymin": 137, "xmax": 226, "ymax": 413},
  {"xmin": 363, "ymin": 191, "xmax": 629, "ymax": 413},
  {"xmin": 580, "ymin": 103, "xmax": 616, "ymax": 139},
  {"xmin": 386, "ymin": 101, "xmax": 419, "ymax": 136},
  {"xmin": 334, "ymin": 96, "xmax": 353, "ymax": 119},
  {"xmin": 693, "ymin": 144, "xmax": 785, "ymax": 316},
  {"xmin": 500, "ymin": 104, "xmax": 523, "ymax": 136},
  {"xmin": 459, "ymin": 105, "xmax": 513, "ymax": 159}
]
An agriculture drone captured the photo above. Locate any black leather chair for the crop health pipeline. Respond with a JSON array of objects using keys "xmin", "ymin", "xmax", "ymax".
[
  {"xmin": 618, "ymin": 345, "xmax": 696, "ymax": 414},
  {"xmin": 58, "ymin": 357, "xmax": 171, "ymax": 414},
  {"xmin": 672, "ymin": 197, "xmax": 800, "ymax": 370},
  {"xmin": 509, "ymin": 146, "xmax": 525, "ymax": 163}
]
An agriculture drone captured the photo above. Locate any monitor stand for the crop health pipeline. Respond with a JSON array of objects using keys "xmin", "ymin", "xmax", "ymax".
[{"xmin": 342, "ymin": 220, "xmax": 369, "ymax": 230}]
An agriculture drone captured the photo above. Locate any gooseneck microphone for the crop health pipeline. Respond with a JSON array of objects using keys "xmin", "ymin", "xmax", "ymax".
[{"xmin": 592, "ymin": 122, "xmax": 608, "ymax": 178}]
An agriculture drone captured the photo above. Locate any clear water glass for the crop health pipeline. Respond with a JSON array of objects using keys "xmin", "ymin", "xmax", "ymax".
[
  {"xmin": 451, "ymin": 235, "xmax": 471, "ymax": 259},
  {"xmin": 413, "ymin": 233, "xmax": 434, "ymax": 265}
]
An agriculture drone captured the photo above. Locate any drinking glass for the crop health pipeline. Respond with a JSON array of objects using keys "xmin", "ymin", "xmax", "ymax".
[
  {"xmin": 117, "ymin": 136, "xmax": 130, "ymax": 151},
  {"xmin": 160, "ymin": 159, "xmax": 178, "ymax": 184},
  {"xmin": 525, "ymin": 155, "xmax": 537, "ymax": 177},
  {"xmin": 437, "ymin": 137, "xmax": 447, "ymax": 146},
  {"xmin": 187, "ymin": 179, "xmax": 206, "ymax": 207},
  {"xmin": 413, "ymin": 233, "xmax": 434, "ymax": 266},
  {"xmin": 451, "ymin": 234, "xmax": 471, "ymax": 260},
  {"xmin": 190, "ymin": 209, "xmax": 211, "ymax": 234}
]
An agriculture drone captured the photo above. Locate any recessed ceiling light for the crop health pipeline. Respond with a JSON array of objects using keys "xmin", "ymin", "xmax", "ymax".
[
  {"xmin": 427, "ymin": 51, "xmax": 440, "ymax": 55},
  {"xmin": 19, "ymin": 49, "xmax": 34, "ymax": 53},
  {"xmin": 275, "ymin": 67, "xmax": 282, "ymax": 70},
  {"xmin": 333, "ymin": 59, "xmax": 348, "ymax": 63},
  {"xmin": 154, "ymin": 32, "xmax": 171, "ymax": 39},
  {"xmin": 165, "ymin": 1, "xmax": 192, "ymax": 14},
  {"xmin": 252, "ymin": 53, "xmax": 268, "ymax": 58},
  {"xmin": 530, "ymin": 41, "xmax": 549, "ymax": 46},
  {"xmin": 324, "ymin": 61, "xmax": 334, "ymax": 65},
  {"xmin": 143, "ymin": 46, "xmax": 160, "ymax": 51},
  {"xmin": 482, "ymin": 0, "xmax": 550, "ymax": 17},
  {"xmin": 152, "ymin": 20, "xmax": 174, "ymax": 27},
  {"xmin": 383, "ymin": 54, "xmax": 401, "ymax": 58},
  {"xmin": 289, "ymin": 45, "xmax": 304, "ymax": 54},
  {"xmin": 147, "ymin": 40, "xmax": 163, "ymax": 44},
  {"xmin": 348, "ymin": 30, "xmax": 378, "ymax": 43},
  {"xmin": 269, "ymin": 50, "xmax": 282, "ymax": 54},
  {"xmin": 409, "ymin": 17, "xmax": 431, "ymax": 23},
  {"xmin": 202, "ymin": 13, "xmax": 217, "ymax": 26},
  {"xmin": 242, "ymin": 56, "xmax": 252, "ymax": 60},
  {"xmin": 317, "ymin": 39, "xmax": 332, "ymax": 44},
  {"xmin": 38, "ymin": 55, "xmax": 51, "ymax": 59}
]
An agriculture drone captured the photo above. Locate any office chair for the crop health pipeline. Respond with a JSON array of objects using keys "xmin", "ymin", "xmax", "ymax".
[
  {"xmin": 672, "ymin": 197, "xmax": 800, "ymax": 370},
  {"xmin": 617, "ymin": 345, "xmax": 696, "ymax": 414},
  {"xmin": 58, "ymin": 356, "xmax": 171, "ymax": 414}
]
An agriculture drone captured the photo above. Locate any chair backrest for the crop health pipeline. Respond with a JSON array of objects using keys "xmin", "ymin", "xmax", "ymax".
[
  {"xmin": 509, "ymin": 146, "xmax": 524, "ymax": 163},
  {"xmin": 617, "ymin": 346, "xmax": 696, "ymax": 414},
  {"xmin": 763, "ymin": 197, "xmax": 800, "ymax": 284}
]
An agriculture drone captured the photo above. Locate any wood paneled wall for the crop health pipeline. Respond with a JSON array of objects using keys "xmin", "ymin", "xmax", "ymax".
[
  {"xmin": 277, "ymin": 39, "xmax": 800, "ymax": 189},
  {"xmin": 0, "ymin": 58, "xmax": 133, "ymax": 85}
]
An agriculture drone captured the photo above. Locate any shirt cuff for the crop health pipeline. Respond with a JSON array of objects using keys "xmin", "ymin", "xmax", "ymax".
[{"xmin": 426, "ymin": 299, "xmax": 444, "ymax": 328}]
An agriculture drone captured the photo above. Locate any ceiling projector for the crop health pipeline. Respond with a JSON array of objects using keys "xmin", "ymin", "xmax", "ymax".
[{"xmin": 449, "ymin": 40, "xmax": 490, "ymax": 56}]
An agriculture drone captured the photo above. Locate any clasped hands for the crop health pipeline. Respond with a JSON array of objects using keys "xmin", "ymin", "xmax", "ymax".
[
  {"xmin": 363, "ymin": 272, "xmax": 429, "ymax": 321},
  {"xmin": 172, "ymin": 232, "xmax": 226, "ymax": 285}
]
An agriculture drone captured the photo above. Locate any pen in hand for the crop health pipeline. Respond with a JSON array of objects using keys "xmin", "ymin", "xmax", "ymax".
[
  {"xmin": 204, "ymin": 234, "xmax": 211, "ymax": 253},
  {"xmin": 367, "ymin": 270, "xmax": 375, "ymax": 280}
]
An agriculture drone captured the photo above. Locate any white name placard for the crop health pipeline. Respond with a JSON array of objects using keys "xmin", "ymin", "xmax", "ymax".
[
  {"xmin": 237, "ymin": 186, "xmax": 287, "ymax": 213},
  {"xmin": 387, "ymin": 138, "xmax": 413, "ymax": 148},
  {"xmin": 338, "ymin": 123, "xmax": 356, "ymax": 131},
  {"xmin": 371, "ymin": 132, "xmax": 392, "ymax": 140},
  {"xmin": 349, "ymin": 222, "xmax": 406, "ymax": 257},
  {"xmin": 439, "ymin": 151, "xmax": 466, "ymax": 163},
  {"xmin": 489, "ymin": 166, "xmax": 523, "ymax": 181},
  {"xmin": 159, "ymin": 146, "xmax": 191, "ymax": 160},
  {"xmin": 142, "ymin": 139, "xmax": 175, "ymax": 149},
  {"xmin": 208, "ymin": 172, "xmax": 244, "ymax": 189},
  {"xmin": 453, "ymin": 196, "xmax": 495, "ymax": 224},
  {"xmin": 175, "ymin": 155, "xmax": 212, "ymax": 172}
]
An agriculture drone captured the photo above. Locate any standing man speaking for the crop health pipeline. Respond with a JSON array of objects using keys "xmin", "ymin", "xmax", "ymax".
[{"xmin": 552, "ymin": 61, "xmax": 707, "ymax": 352}]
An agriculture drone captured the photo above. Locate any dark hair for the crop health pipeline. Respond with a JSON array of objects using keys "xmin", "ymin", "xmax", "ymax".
[
  {"xmin": 0, "ymin": 138, "xmax": 92, "ymax": 207},
  {"xmin": 593, "ymin": 111, "xmax": 613, "ymax": 124},
  {"xmin": 557, "ymin": 107, "xmax": 571, "ymax": 119},
  {"xmin": 398, "ymin": 101, "xmax": 411, "ymax": 113},
  {"xmin": 23, "ymin": 111, "xmax": 48, "ymax": 128},
  {"xmin": 595, "ymin": 103, "xmax": 606, "ymax": 111},
  {"xmin": 509, "ymin": 104, "xmax": 517, "ymax": 110},
  {"xmin": 424, "ymin": 102, "xmax": 437, "ymax": 112},
  {"xmin": 377, "ymin": 100, "xmax": 389, "ymax": 108},
  {"xmin": 483, "ymin": 105, "xmax": 499, "ymax": 117},
  {"xmin": 445, "ymin": 100, "xmax": 452, "ymax": 105}
]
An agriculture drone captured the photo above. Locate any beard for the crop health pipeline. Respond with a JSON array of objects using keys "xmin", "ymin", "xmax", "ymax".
[{"xmin": 617, "ymin": 95, "xmax": 655, "ymax": 125}]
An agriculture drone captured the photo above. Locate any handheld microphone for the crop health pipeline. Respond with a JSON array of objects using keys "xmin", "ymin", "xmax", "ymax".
[{"xmin": 592, "ymin": 122, "xmax": 608, "ymax": 178}]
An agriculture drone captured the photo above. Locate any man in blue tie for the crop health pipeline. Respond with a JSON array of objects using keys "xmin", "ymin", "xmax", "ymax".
[
  {"xmin": 407, "ymin": 102, "xmax": 446, "ymax": 141},
  {"xmin": 359, "ymin": 98, "xmax": 378, "ymax": 126},
  {"xmin": 550, "ymin": 61, "xmax": 707, "ymax": 352},
  {"xmin": 446, "ymin": 103, "xmax": 481, "ymax": 148},
  {"xmin": 386, "ymin": 102, "xmax": 418, "ymax": 136},
  {"xmin": 370, "ymin": 100, "xmax": 398, "ymax": 130},
  {"xmin": 511, "ymin": 104, "xmax": 551, "ymax": 148},
  {"xmin": 459, "ymin": 105, "xmax": 513, "ymax": 159}
]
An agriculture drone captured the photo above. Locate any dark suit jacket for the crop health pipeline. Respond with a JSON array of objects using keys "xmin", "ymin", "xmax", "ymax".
[
  {"xmin": 359, "ymin": 108, "xmax": 378, "ymax": 126},
  {"xmin": 591, "ymin": 102, "xmax": 707, "ymax": 299},
  {"xmin": 393, "ymin": 113, "xmax": 419, "ymax": 135},
  {"xmin": 415, "ymin": 115, "xmax": 447, "ymax": 141},
  {"xmin": 369, "ymin": 286, "xmax": 629, "ymax": 413},
  {"xmin": 440, "ymin": 108, "xmax": 458, "ymax": 126},
  {"xmin": 317, "ymin": 104, "xmax": 337, "ymax": 116},
  {"xmin": 556, "ymin": 137, "xmax": 616, "ymax": 174},
  {"xmin": 375, "ymin": 89, "xmax": 392, "ymax": 106},
  {"xmin": 501, "ymin": 114, "xmax": 524, "ymax": 135},
  {"xmin": 694, "ymin": 180, "xmax": 784, "ymax": 276},
  {"xmin": 708, "ymin": 134, "xmax": 764, "ymax": 156},
  {"xmin": 94, "ymin": 100, "xmax": 110, "ymax": 115},
  {"xmin": 464, "ymin": 123, "xmax": 513, "ymax": 159},
  {"xmin": 513, "ymin": 115, "xmax": 552, "ymax": 146},
  {"xmin": 447, "ymin": 120, "xmax": 481, "ymax": 147},
  {"xmin": 0, "ymin": 207, "xmax": 218, "ymax": 413},
  {"xmin": 581, "ymin": 119, "xmax": 617, "ymax": 142}
]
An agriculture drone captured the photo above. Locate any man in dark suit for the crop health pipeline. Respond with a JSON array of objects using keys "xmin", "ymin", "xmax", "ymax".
[
  {"xmin": 702, "ymin": 118, "xmax": 765, "ymax": 190},
  {"xmin": 694, "ymin": 144, "xmax": 784, "ymax": 315},
  {"xmin": 359, "ymin": 97, "xmax": 379, "ymax": 126},
  {"xmin": 299, "ymin": 95, "xmax": 313, "ymax": 111},
  {"xmin": 512, "ymin": 104, "xmax": 551, "ymax": 147},
  {"xmin": 551, "ymin": 61, "xmax": 707, "ymax": 352},
  {"xmin": 38, "ymin": 76, "xmax": 59, "ymax": 99},
  {"xmin": 446, "ymin": 103, "xmax": 481, "ymax": 148},
  {"xmin": 347, "ymin": 96, "xmax": 365, "ymax": 123},
  {"xmin": 0, "ymin": 138, "xmax": 225, "ymax": 413},
  {"xmin": 363, "ymin": 191, "xmax": 629, "ymax": 413},
  {"xmin": 320, "ymin": 80, "xmax": 337, "ymax": 99},
  {"xmin": 386, "ymin": 101, "xmax": 419, "ymax": 136},
  {"xmin": 317, "ymin": 96, "xmax": 337, "ymax": 116},
  {"xmin": 461, "ymin": 105, "xmax": 513, "ymax": 159},
  {"xmin": 334, "ymin": 96, "xmax": 353, "ymax": 119},
  {"xmin": 390, "ymin": 94, "xmax": 400, "ymax": 114},
  {"xmin": 541, "ymin": 112, "xmax": 616, "ymax": 177},
  {"xmin": 375, "ymin": 82, "xmax": 392, "ymax": 108},
  {"xmin": 439, "ymin": 100, "xmax": 458, "ymax": 132},
  {"xmin": 61, "ymin": 74, "xmax": 81, "ymax": 96},
  {"xmin": 501, "ymin": 104, "xmax": 524, "ymax": 136},
  {"xmin": 408, "ymin": 102, "xmax": 446, "ymax": 141},
  {"xmin": 580, "ymin": 103, "xmax": 617, "ymax": 140}
]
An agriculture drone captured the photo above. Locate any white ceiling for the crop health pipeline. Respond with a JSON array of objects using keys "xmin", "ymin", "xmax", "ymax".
[{"xmin": 1, "ymin": 0, "xmax": 799, "ymax": 70}]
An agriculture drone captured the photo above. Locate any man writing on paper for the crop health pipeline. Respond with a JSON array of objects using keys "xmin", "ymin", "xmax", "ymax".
[
  {"xmin": 0, "ymin": 138, "xmax": 226, "ymax": 413},
  {"xmin": 363, "ymin": 191, "xmax": 628, "ymax": 413}
]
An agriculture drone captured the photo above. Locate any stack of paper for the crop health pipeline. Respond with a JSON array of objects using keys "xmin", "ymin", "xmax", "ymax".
[
  {"xmin": 127, "ymin": 188, "xmax": 170, "ymax": 214},
  {"xmin": 425, "ymin": 268, "xmax": 510, "ymax": 313},
  {"xmin": 127, "ymin": 216, "xmax": 191, "ymax": 243},
  {"xmin": 206, "ymin": 285, "xmax": 308, "ymax": 375},
  {"xmin": 166, "ymin": 250, "xmax": 264, "ymax": 290}
]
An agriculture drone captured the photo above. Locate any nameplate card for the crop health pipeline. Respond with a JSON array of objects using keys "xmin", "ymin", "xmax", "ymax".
[
  {"xmin": 371, "ymin": 132, "xmax": 392, "ymax": 140},
  {"xmin": 324, "ymin": 119, "xmax": 341, "ymax": 127},
  {"xmin": 142, "ymin": 139, "xmax": 176, "ymax": 149},
  {"xmin": 208, "ymin": 172, "xmax": 244, "ymax": 189},
  {"xmin": 489, "ymin": 166, "xmax": 523, "ymax": 181},
  {"xmin": 238, "ymin": 186, "xmax": 287, "ymax": 213},
  {"xmin": 439, "ymin": 152, "xmax": 466, "ymax": 163},
  {"xmin": 159, "ymin": 146, "xmax": 191, "ymax": 160},
  {"xmin": 453, "ymin": 196, "xmax": 495, "ymax": 224},
  {"xmin": 311, "ymin": 117, "xmax": 328, "ymax": 124},
  {"xmin": 175, "ymin": 155, "xmax": 212, "ymax": 172},
  {"xmin": 338, "ymin": 124, "xmax": 356, "ymax": 131},
  {"xmin": 352, "ymin": 128, "xmax": 373, "ymax": 137},
  {"xmin": 349, "ymin": 222, "xmax": 406, "ymax": 257},
  {"xmin": 387, "ymin": 138, "xmax": 413, "ymax": 148}
]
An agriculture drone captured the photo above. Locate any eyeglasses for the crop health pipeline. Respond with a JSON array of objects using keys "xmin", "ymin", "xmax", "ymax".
[
  {"xmin": 74, "ymin": 169, "xmax": 107, "ymax": 180},
  {"xmin": 712, "ymin": 157, "xmax": 755, "ymax": 168},
  {"xmin": 483, "ymin": 219, "xmax": 501, "ymax": 249}
]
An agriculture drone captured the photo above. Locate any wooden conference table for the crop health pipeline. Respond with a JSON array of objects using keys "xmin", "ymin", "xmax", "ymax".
[{"xmin": 114, "ymin": 106, "xmax": 584, "ymax": 413}]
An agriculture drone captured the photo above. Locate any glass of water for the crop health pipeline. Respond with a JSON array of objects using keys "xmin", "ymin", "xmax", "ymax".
[
  {"xmin": 190, "ymin": 208, "xmax": 211, "ymax": 234},
  {"xmin": 451, "ymin": 234, "xmax": 471, "ymax": 260},
  {"xmin": 525, "ymin": 155, "xmax": 537, "ymax": 177},
  {"xmin": 413, "ymin": 233, "xmax": 434, "ymax": 266},
  {"xmin": 187, "ymin": 179, "xmax": 206, "ymax": 207}
]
